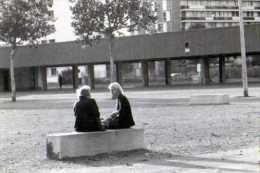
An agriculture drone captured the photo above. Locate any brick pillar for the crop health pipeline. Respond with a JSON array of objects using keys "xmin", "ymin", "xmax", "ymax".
[
  {"xmin": 87, "ymin": 64, "xmax": 95, "ymax": 89},
  {"xmin": 200, "ymin": 58, "xmax": 210, "ymax": 85},
  {"xmin": 116, "ymin": 62, "xmax": 122, "ymax": 85},
  {"xmin": 32, "ymin": 67, "xmax": 38, "ymax": 90},
  {"xmin": 142, "ymin": 61, "xmax": 149, "ymax": 87},
  {"xmin": 165, "ymin": 60, "xmax": 171, "ymax": 86},
  {"xmin": 38, "ymin": 66, "xmax": 47, "ymax": 91},
  {"xmin": 72, "ymin": 65, "xmax": 79, "ymax": 89},
  {"xmin": 219, "ymin": 56, "xmax": 226, "ymax": 83}
]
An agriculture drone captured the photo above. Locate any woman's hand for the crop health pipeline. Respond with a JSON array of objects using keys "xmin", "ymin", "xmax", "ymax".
[{"xmin": 111, "ymin": 112, "xmax": 119, "ymax": 118}]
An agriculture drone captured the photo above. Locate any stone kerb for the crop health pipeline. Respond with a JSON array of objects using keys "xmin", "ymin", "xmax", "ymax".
[
  {"xmin": 47, "ymin": 128, "xmax": 145, "ymax": 160},
  {"xmin": 190, "ymin": 94, "xmax": 230, "ymax": 105}
]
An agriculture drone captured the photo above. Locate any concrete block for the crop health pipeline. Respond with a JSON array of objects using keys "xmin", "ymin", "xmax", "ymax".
[
  {"xmin": 190, "ymin": 94, "xmax": 229, "ymax": 105},
  {"xmin": 111, "ymin": 128, "xmax": 144, "ymax": 152},
  {"xmin": 47, "ymin": 128, "xmax": 145, "ymax": 160}
]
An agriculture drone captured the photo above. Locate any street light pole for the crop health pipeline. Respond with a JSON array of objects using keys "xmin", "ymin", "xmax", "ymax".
[{"xmin": 238, "ymin": 0, "xmax": 249, "ymax": 97}]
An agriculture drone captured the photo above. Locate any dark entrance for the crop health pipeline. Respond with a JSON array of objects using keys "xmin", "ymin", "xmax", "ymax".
[{"xmin": 3, "ymin": 70, "xmax": 10, "ymax": 91}]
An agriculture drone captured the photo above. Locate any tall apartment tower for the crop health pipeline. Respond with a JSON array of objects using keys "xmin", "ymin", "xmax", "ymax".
[
  {"xmin": 147, "ymin": 0, "xmax": 260, "ymax": 32},
  {"xmin": 43, "ymin": 0, "xmax": 55, "ymax": 21},
  {"xmin": 148, "ymin": 0, "xmax": 181, "ymax": 33},
  {"xmin": 180, "ymin": 0, "xmax": 260, "ymax": 31}
]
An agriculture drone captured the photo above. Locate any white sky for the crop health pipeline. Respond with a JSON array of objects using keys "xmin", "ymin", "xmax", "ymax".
[
  {"xmin": 46, "ymin": 0, "xmax": 77, "ymax": 42},
  {"xmin": 0, "ymin": 0, "xmax": 131, "ymax": 45},
  {"xmin": 46, "ymin": 0, "xmax": 132, "ymax": 42}
]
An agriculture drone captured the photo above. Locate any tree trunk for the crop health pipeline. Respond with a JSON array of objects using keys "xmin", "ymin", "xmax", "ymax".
[
  {"xmin": 108, "ymin": 36, "xmax": 115, "ymax": 83},
  {"xmin": 238, "ymin": 0, "xmax": 249, "ymax": 97},
  {"xmin": 9, "ymin": 46, "xmax": 17, "ymax": 102}
]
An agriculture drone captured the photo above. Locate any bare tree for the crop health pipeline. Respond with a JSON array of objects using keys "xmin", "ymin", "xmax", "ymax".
[
  {"xmin": 70, "ymin": 0, "xmax": 156, "ymax": 82},
  {"xmin": 0, "ymin": 0, "xmax": 55, "ymax": 101}
]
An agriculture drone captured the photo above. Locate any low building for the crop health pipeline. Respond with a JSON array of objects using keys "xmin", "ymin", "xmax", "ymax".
[{"xmin": 1, "ymin": 25, "xmax": 260, "ymax": 91}]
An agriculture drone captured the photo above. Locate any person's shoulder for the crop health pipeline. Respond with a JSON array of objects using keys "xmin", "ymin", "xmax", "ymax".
[
  {"xmin": 89, "ymin": 97, "xmax": 97, "ymax": 103},
  {"xmin": 119, "ymin": 94, "xmax": 129, "ymax": 102},
  {"xmin": 73, "ymin": 100, "xmax": 80, "ymax": 108},
  {"xmin": 120, "ymin": 93, "xmax": 128, "ymax": 98}
]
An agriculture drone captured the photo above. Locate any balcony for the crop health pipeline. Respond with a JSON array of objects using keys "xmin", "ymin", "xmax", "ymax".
[
  {"xmin": 180, "ymin": 5, "xmax": 189, "ymax": 9},
  {"xmin": 213, "ymin": 17, "xmax": 233, "ymax": 20},
  {"xmin": 243, "ymin": 17, "xmax": 255, "ymax": 20},
  {"xmin": 190, "ymin": 5, "xmax": 205, "ymax": 9},
  {"xmin": 205, "ymin": 6, "xmax": 238, "ymax": 10},
  {"xmin": 181, "ymin": 17, "xmax": 206, "ymax": 20},
  {"xmin": 182, "ymin": 17, "xmax": 236, "ymax": 21},
  {"xmin": 181, "ymin": 5, "xmax": 208, "ymax": 9},
  {"xmin": 205, "ymin": 17, "xmax": 213, "ymax": 20},
  {"xmin": 232, "ymin": 16, "xmax": 240, "ymax": 21},
  {"xmin": 243, "ymin": 6, "xmax": 254, "ymax": 10},
  {"xmin": 181, "ymin": 6, "xmax": 239, "ymax": 12}
]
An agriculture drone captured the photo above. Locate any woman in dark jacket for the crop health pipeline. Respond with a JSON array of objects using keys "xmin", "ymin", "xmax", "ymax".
[
  {"xmin": 73, "ymin": 85, "xmax": 104, "ymax": 132},
  {"xmin": 104, "ymin": 82, "xmax": 135, "ymax": 129}
]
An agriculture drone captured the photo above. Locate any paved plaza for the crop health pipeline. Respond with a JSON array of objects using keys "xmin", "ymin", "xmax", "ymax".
[{"xmin": 0, "ymin": 85, "xmax": 259, "ymax": 173}]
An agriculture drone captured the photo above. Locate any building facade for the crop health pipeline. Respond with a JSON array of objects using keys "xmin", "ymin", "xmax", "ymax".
[
  {"xmin": 142, "ymin": 0, "xmax": 260, "ymax": 87},
  {"xmin": 149, "ymin": 0, "xmax": 260, "ymax": 32},
  {"xmin": 1, "ymin": 24, "xmax": 260, "ymax": 91}
]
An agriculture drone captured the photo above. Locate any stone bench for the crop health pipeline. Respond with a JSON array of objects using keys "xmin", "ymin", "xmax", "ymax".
[
  {"xmin": 190, "ymin": 94, "xmax": 229, "ymax": 105},
  {"xmin": 46, "ymin": 128, "xmax": 145, "ymax": 160}
]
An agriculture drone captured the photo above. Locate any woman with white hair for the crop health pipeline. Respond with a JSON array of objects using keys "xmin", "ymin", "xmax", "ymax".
[
  {"xmin": 103, "ymin": 82, "xmax": 135, "ymax": 129},
  {"xmin": 73, "ymin": 85, "xmax": 104, "ymax": 132}
]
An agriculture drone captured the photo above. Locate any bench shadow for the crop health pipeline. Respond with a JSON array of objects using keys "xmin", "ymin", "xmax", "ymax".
[{"xmin": 60, "ymin": 149, "xmax": 257, "ymax": 172}]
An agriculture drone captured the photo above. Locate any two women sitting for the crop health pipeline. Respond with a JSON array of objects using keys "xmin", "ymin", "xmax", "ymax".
[{"xmin": 73, "ymin": 82, "xmax": 135, "ymax": 132}]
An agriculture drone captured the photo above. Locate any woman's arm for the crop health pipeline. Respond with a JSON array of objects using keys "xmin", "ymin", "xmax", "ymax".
[
  {"xmin": 110, "ymin": 99, "xmax": 121, "ymax": 118},
  {"xmin": 73, "ymin": 101, "xmax": 78, "ymax": 117},
  {"xmin": 91, "ymin": 99, "xmax": 100, "ymax": 118},
  {"xmin": 91, "ymin": 99, "xmax": 105, "ymax": 130}
]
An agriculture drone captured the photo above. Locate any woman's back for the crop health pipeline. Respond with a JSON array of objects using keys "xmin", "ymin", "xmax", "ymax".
[
  {"xmin": 74, "ymin": 96, "xmax": 102, "ymax": 132},
  {"xmin": 118, "ymin": 94, "xmax": 135, "ymax": 128}
]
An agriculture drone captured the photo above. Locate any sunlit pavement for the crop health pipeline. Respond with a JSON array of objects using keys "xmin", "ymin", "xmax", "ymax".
[
  {"xmin": 2, "ymin": 85, "xmax": 260, "ymax": 101},
  {"xmin": 0, "ymin": 85, "xmax": 259, "ymax": 173},
  {"xmin": 38, "ymin": 148, "xmax": 259, "ymax": 173}
]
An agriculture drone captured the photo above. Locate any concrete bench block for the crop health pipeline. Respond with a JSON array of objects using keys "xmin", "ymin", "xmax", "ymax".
[
  {"xmin": 190, "ymin": 94, "xmax": 229, "ymax": 105},
  {"xmin": 47, "ymin": 128, "xmax": 145, "ymax": 160}
]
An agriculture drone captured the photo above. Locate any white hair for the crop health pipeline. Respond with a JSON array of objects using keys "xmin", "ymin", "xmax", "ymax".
[
  {"xmin": 76, "ymin": 85, "xmax": 91, "ymax": 98},
  {"xmin": 108, "ymin": 82, "xmax": 124, "ymax": 95}
]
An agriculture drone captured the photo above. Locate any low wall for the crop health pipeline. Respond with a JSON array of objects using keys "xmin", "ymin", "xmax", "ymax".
[
  {"xmin": 47, "ymin": 128, "xmax": 145, "ymax": 160},
  {"xmin": 190, "ymin": 95, "xmax": 230, "ymax": 105}
]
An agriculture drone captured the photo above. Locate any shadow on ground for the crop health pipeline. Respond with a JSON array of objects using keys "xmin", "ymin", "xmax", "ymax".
[{"xmin": 53, "ymin": 149, "xmax": 257, "ymax": 173}]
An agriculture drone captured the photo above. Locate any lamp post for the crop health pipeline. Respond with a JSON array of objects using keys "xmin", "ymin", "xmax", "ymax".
[{"xmin": 238, "ymin": 0, "xmax": 249, "ymax": 97}]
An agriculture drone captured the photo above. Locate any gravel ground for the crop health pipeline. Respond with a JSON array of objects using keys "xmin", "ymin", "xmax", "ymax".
[{"xmin": 0, "ymin": 87, "xmax": 259, "ymax": 173}]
